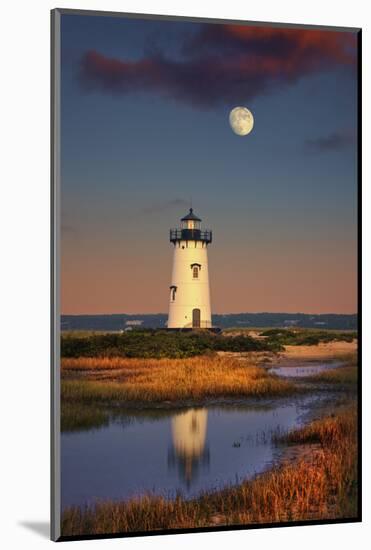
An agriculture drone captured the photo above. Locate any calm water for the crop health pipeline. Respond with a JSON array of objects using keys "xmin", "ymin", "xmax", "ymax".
[
  {"xmin": 268, "ymin": 361, "xmax": 344, "ymax": 378},
  {"xmin": 61, "ymin": 393, "xmax": 334, "ymax": 510}
]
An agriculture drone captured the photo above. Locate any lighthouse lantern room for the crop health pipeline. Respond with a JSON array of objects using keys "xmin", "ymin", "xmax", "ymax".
[{"xmin": 168, "ymin": 209, "xmax": 213, "ymax": 330}]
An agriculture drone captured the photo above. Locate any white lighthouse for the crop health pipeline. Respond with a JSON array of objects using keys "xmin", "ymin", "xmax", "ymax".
[{"xmin": 168, "ymin": 208, "xmax": 213, "ymax": 329}]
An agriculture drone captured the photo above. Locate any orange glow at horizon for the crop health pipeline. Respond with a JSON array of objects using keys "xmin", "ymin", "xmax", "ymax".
[{"xmin": 61, "ymin": 237, "xmax": 357, "ymax": 315}]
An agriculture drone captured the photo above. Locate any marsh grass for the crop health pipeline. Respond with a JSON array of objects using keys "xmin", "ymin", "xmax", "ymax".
[
  {"xmin": 61, "ymin": 407, "xmax": 358, "ymax": 536},
  {"xmin": 61, "ymin": 356, "xmax": 297, "ymax": 404},
  {"xmin": 273, "ymin": 406, "xmax": 357, "ymax": 446},
  {"xmin": 304, "ymin": 366, "xmax": 358, "ymax": 387},
  {"xmin": 61, "ymin": 403, "xmax": 110, "ymax": 432},
  {"xmin": 259, "ymin": 328, "xmax": 357, "ymax": 346}
]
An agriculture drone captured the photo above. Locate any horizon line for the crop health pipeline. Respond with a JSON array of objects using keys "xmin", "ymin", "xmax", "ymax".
[{"xmin": 61, "ymin": 311, "xmax": 357, "ymax": 317}]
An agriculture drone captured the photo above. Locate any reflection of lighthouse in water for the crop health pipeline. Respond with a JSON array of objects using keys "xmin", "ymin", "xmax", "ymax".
[{"xmin": 168, "ymin": 408, "xmax": 209, "ymax": 488}]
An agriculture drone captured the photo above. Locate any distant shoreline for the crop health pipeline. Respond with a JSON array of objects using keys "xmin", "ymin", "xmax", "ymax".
[{"xmin": 61, "ymin": 312, "xmax": 358, "ymax": 332}]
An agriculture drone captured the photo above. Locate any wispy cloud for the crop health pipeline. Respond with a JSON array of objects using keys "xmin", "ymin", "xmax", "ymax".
[
  {"xmin": 79, "ymin": 24, "xmax": 356, "ymax": 109},
  {"xmin": 305, "ymin": 129, "xmax": 355, "ymax": 153},
  {"xmin": 140, "ymin": 198, "xmax": 189, "ymax": 215}
]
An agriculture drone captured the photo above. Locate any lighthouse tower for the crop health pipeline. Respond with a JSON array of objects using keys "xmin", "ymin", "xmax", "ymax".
[{"xmin": 168, "ymin": 209, "xmax": 213, "ymax": 329}]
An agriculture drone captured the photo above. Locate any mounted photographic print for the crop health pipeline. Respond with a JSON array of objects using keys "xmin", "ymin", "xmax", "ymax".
[{"xmin": 51, "ymin": 8, "xmax": 361, "ymax": 541}]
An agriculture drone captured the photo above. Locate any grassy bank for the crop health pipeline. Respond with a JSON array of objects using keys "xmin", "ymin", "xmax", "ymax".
[
  {"xmin": 305, "ymin": 366, "xmax": 358, "ymax": 387},
  {"xmin": 61, "ymin": 407, "xmax": 358, "ymax": 536},
  {"xmin": 258, "ymin": 328, "xmax": 356, "ymax": 347},
  {"xmin": 274, "ymin": 405, "xmax": 357, "ymax": 446},
  {"xmin": 61, "ymin": 330, "xmax": 282, "ymax": 359},
  {"xmin": 61, "ymin": 328, "xmax": 357, "ymax": 360},
  {"xmin": 61, "ymin": 356, "xmax": 296, "ymax": 406}
]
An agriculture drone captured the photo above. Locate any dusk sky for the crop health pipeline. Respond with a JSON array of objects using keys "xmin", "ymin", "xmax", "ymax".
[{"xmin": 60, "ymin": 13, "xmax": 358, "ymax": 315}]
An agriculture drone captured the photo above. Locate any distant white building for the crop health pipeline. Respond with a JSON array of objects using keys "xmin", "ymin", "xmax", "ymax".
[
  {"xmin": 167, "ymin": 209, "xmax": 213, "ymax": 329},
  {"xmin": 125, "ymin": 320, "xmax": 143, "ymax": 326}
]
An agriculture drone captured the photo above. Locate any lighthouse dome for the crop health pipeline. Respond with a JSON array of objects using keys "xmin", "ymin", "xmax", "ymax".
[{"xmin": 181, "ymin": 208, "xmax": 202, "ymax": 222}]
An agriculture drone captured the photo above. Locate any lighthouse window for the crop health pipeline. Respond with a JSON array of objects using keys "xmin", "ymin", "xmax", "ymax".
[
  {"xmin": 193, "ymin": 266, "xmax": 199, "ymax": 279},
  {"xmin": 170, "ymin": 286, "xmax": 177, "ymax": 301}
]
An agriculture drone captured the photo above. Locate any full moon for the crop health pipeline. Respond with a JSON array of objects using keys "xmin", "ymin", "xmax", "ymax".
[{"xmin": 229, "ymin": 106, "xmax": 254, "ymax": 136}]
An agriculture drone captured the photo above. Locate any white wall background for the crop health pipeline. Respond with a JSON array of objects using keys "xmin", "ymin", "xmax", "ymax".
[{"xmin": 0, "ymin": 1, "xmax": 369, "ymax": 548}]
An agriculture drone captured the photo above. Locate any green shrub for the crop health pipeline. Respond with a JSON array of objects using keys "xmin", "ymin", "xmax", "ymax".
[
  {"xmin": 61, "ymin": 330, "xmax": 282, "ymax": 359},
  {"xmin": 259, "ymin": 329, "xmax": 356, "ymax": 347}
]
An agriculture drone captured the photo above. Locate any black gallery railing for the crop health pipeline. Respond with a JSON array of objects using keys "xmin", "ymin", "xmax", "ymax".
[{"xmin": 170, "ymin": 228, "xmax": 212, "ymax": 243}]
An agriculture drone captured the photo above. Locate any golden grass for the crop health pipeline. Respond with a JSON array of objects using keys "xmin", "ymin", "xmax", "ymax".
[
  {"xmin": 282, "ymin": 343, "xmax": 357, "ymax": 361},
  {"xmin": 62, "ymin": 356, "xmax": 138, "ymax": 370},
  {"xmin": 305, "ymin": 366, "xmax": 358, "ymax": 386},
  {"xmin": 274, "ymin": 406, "xmax": 357, "ymax": 446},
  {"xmin": 61, "ymin": 407, "xmax": 358, "ymax": 536},
  {"xmin": 61, "ymin": 356, "xmax": 296, "ymax": 403}
]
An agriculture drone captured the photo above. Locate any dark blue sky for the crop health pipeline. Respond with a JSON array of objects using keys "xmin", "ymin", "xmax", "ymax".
[{"xmin": 60, "ymin": 13, "xmax": 358, "ymax": 314}]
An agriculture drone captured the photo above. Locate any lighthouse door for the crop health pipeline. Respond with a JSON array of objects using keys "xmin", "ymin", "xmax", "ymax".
[{"xmin": 192, "ymin": 308, "xmax": 201, "ymax": 328}]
